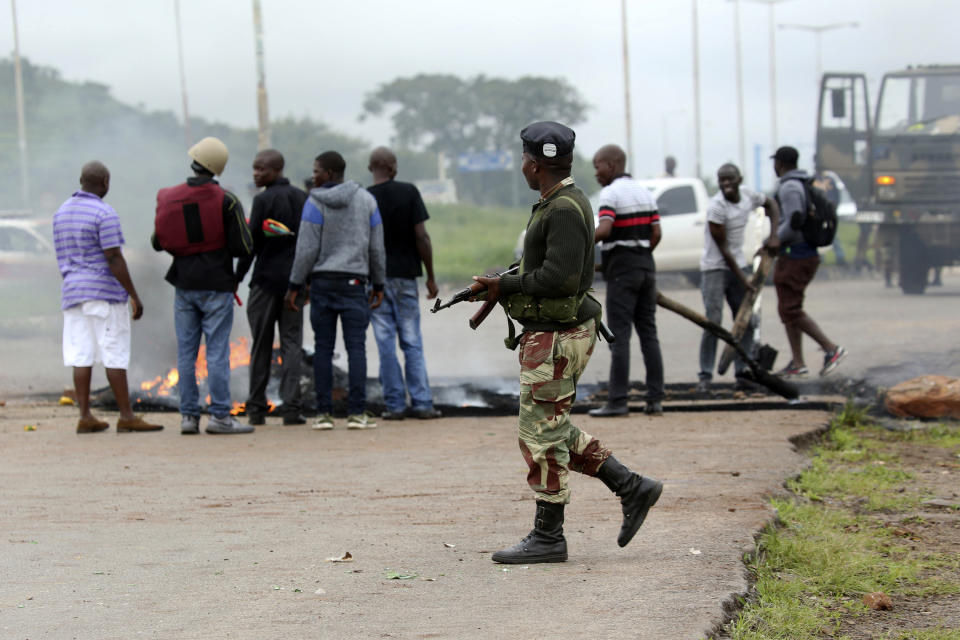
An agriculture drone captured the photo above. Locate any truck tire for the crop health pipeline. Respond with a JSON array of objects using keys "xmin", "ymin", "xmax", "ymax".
[{"xmin": 899, "ymin": 231, "xmax": 928, "ymax": 295}]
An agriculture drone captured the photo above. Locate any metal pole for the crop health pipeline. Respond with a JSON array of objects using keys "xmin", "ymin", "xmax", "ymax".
[
  {"xmin": 779, "ymin": 22, "xmax": 859, "ymax": 97},
  {"xmin": 815, "ymin": 30, "xmax": 822, "ymax": 88},
  {"xmin": 10, "ymin": 0, "xmax": 30, "ymax": 209},
  {"xmin": 621, "ymin": 0, "xmax": 633, "ymax": 172},
  {"xmin": 768, "ymin": 3, "xmax": 777, "ymax": 149},
  {"xmin": 733, "ymin": 0, "xmax": 746, "ymax": 172},
  {"xmin": 692, "ymin": 0, "xmax": 702, "ymax": 180},
  {"xmin": 252, "ymin": 0, "xmax": 271, "ymax": 150},
  {"xmin": 174, "ymin": 0, "xmax": 192, "ymax": 148}
]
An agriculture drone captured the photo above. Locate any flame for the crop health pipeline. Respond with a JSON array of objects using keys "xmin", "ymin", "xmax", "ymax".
[{"xmin": 138, "ymin": 337, "xmax": 270, "ymax": 412}]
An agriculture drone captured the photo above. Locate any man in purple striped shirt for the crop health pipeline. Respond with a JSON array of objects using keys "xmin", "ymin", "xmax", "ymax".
[{"xmin": 53, "ymin": 161, "xmax": 162, "ymax": 434}]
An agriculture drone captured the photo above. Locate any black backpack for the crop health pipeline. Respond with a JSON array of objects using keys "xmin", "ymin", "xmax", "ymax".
[{"xmin": 781, "ymin": 177, "xmax": 837, "ymax": 248}]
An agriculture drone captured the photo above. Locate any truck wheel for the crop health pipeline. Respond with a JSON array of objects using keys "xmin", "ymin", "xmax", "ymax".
[{"xmin": 899, "ymin": 231, "xmax": 928, "ymax": 295}]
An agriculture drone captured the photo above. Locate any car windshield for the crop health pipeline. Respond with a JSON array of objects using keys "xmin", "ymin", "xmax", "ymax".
[{"xmin": 877, "ymin": 73, "xmax": 960, "ymax": 135}]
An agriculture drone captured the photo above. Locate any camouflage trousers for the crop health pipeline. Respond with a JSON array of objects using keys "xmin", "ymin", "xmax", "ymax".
[{"xmin": 517, "ymin": 319, "xmax": 611, "ymax": 504}]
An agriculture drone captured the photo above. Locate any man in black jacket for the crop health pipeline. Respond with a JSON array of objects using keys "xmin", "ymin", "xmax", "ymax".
[
  {"xmin": 236, "ymin": 149, "xmax": 308, "ymax": 426},
  {"xmin": 153, "ymin": 137, "xmax": 253, "ymax": 435}
]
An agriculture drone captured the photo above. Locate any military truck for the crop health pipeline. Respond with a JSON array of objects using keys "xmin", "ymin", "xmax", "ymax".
[{"xmin": 816, "ymin": 65, "xmax": 960, "ymax": 294}]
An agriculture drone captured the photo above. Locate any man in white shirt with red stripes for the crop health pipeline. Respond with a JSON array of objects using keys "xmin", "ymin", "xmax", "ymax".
[{"xmin": 589, "ymin": 144, "xmax": 665, "ymax": 417}]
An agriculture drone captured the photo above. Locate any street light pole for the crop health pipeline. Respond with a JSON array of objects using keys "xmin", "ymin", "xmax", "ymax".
[
  {"xmin": 252, "ymin": 0, "xmax": 271, "ymax": 150},
  {"xmin": 730, "ymin": 0, "xmax": 792, "ymax": 174},
  {"xmin": 10, "ymin": 0, "xmax": 30, "ymax": 210},
  {"xmin": 778, "ymin": 22, "xmax": 859, "ymax": 90},
  {"xmin": 621, "ymin": 0, "xmax": 634, "ymax": 172},
  {"xmin": 733, "ymin": 0, "xmax": 745, "ymax": 170},
  {"xmin": 692, "ymin": 0, "xmax": 702, "ymax": 179},
  {"xmin": 173, "ymin": 0, "xmax": 192, "ymax": 148}
]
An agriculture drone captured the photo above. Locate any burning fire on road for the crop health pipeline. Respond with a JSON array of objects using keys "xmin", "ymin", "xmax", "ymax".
[{"xmin": 134, "ymin": 337, "xmax": 271, "ymax": 414}]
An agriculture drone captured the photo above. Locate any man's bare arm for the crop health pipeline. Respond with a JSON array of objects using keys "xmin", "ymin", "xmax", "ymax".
[{"xmin": 103, "ymin": 247, "xmax": 143, "ymax": 320}]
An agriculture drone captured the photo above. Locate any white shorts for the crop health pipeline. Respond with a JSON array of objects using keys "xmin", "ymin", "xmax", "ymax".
[{"xmin": 62, "ymin": 300, "xmax": 131, "ymax": 369}]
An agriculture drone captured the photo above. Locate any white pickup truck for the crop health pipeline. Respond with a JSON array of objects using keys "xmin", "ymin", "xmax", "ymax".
[{"xmin": 514, "ymin": 177, "xmax": 771, "ymax": 284}]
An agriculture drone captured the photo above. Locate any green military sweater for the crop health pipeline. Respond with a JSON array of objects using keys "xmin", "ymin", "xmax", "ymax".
[{"xmin": 499, "ymin": 181, "xmax": 602, "ymax": 331}]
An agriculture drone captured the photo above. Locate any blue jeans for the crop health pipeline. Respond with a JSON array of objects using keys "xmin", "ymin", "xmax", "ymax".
[
  {"xmin": 309, "ymin": 278, "xmax": 370, "ymax": 415},
  {"xmin": 698, "ymin": 269, "xmax": 754, "ymax": 379},
  {"xmin": 370, "ymin": 278, "xmax": 434, "ymax": 413},
  {"xmin": 174, "ymin": 289, "xmax": 234, "ymax": 417}
]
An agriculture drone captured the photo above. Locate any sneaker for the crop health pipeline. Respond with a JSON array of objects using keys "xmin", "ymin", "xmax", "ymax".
[
  {"xmin": 346, "ymin": 411, "xmax": 378, "ymax": 430},
  {"xmin": 116, "ymin": 415, "xmax": 164, "ymax": 433},
  {"xmin": 777, "ymin": 363, "xmax": 809, "ymax": 378},
  {"xmin": 410, "ymin": 407, "xmax": 442, "ymax": 420},
  {"xmin": 312, "ymin": 414, "xmax": 334, "ymax": 431},
  {"xmin": 180, "ymin": 414, "xmax": 200, "ymax": 435},
  {"xmin": 247, "ymin": 413, "xmax": 266, "ymax": 426},
  {"xmin": 820, "ymin": 346, "xmax": 847, "ymax": 377},
  {"xmin": 380, "ymin": 410, "xmax": 406, "ymax": 421},
  {"xmin": 205, "ymin": 414, "xmax": 254, "ymax": 435},
  {"xmin": 282, "ymin": 414, "xmax": 307, "ymax": 426}
]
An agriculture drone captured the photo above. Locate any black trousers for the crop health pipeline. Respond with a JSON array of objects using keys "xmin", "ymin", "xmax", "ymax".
[
  {"xmin": 245, "ymin": 285, "xmax": 304, "ymax": 416},
  {"xmin": 603, "ymin": 268, "xmax": 665, "ymax": 403}
]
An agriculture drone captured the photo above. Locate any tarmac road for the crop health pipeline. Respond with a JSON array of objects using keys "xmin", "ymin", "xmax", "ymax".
[{"xmin": 1, "ymin": 402, "xmax": 822, "ymax": 639}]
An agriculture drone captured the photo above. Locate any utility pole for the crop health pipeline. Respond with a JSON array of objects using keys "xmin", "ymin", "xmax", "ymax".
[
  {"xmin": 692, "ymin": 0, "xmax": 702, "ymax": 180},
  {"xmin": 252, "ymin": 0, "xmax": 271, "ymax": 150},
  {"xmin": 173, "ymin": 0, "xmax": 192, "ymax": 148},
  {"xmin": 737, "ymin": 0, "xmax": 792, "ymax": 157},
  {"xmin": 732, "ymin": 0, "xmax": 745, "ymax": 171},
  {"xmin": 779, "ymin": 22, "xmax": 859, "ymax": 91},
  {"xmin": 10, "ymin": 0, "xmax": 30, "ymax": 210},
  {"xmin": 621, "ymin": 0, "xmax": 633, "ymax": 171}
]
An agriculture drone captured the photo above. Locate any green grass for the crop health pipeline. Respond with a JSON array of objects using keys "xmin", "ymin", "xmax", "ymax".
[
  {"xmin": 725, "ymin": 411, "xmax": 960, "ymax": 639},
  {"xmin": 428, "ymin": 203, "xmax": 529, "ymax": 283}
]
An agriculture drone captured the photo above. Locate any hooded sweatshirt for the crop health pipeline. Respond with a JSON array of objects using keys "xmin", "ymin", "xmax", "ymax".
[
  {"xmin": 775, "ymin": 169, "xmax": 811, "ymax": 248},
  {"xmin": 288, "ymin": 180, "xmax": 386, "ymax": 290}
]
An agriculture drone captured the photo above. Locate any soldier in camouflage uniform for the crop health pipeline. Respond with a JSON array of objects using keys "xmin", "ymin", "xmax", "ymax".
[{"xmin": 473, "ymin": 122, "xmax": 663, "ymax": 564}]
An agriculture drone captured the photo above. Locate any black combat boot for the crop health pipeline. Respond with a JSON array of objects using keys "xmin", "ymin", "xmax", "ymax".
[
  {"xmin": 491, "ymin": 501, "xmax": 567, "ymax": 564},
  {"xmin": 597, "ymin": 455, "xmax": 663, "ymax": 547}
]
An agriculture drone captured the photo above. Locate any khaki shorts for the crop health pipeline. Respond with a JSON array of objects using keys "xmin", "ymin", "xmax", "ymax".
[{"xmin": 62, "ymin": 300, "xmax": 131, "ymax": 369}]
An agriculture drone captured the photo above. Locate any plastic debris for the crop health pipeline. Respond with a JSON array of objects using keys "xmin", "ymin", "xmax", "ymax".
[
  {"xmin": 689, "ymin": 548, "xmax": 702, "ymax": 555},
  {"xmin": 24, "ymin": 425, "xmax": 36, "ymax": 431},
  {"xmin": 385, "ymin": 571, "xmax": 418, "ymax": 580},
  {"xmin": 325, "ymin": 552, "xmax": 353, "ymax": 563},
  {"xmin": 58, "ymin": 396, "xmax": 75, "ymax": 406}
]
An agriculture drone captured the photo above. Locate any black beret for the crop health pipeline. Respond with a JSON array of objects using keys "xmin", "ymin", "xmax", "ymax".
[
  {"xmin": 520, "ymin": 121, "xmax": 575, "ymax": 158},
  {"xmin": 770, "ymin": 145, "xmax": 799, "ymax": 165}
]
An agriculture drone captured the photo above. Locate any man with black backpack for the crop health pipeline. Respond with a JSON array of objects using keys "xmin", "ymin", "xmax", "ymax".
[{"xmin": 771, "ymin": 146, "xmax": 846, "ymax": 378}]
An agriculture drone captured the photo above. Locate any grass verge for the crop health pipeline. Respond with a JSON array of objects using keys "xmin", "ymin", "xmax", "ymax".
[{"xmin": 720, "ymin": 403, "xmax": 960, "ymax": 639}]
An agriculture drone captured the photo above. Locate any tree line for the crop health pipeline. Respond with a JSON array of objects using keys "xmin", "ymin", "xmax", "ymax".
[{"xmin": 0, "ymin": 58, "xmax": 594, "ymax": 243}]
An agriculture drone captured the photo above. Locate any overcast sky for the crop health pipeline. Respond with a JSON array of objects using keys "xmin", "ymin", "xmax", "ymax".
[{"xmin": 4, "ymin": 0, "xmax": 958, "ymax": 190}]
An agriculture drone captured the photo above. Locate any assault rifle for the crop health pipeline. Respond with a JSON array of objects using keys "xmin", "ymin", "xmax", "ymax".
[
  {"xmin": 431, "ymin": 265, "xmax": 616, "ymax": 343},
  {"xmin": 431, "ymin": 265, "xmax": 518, "ymax": 330}
]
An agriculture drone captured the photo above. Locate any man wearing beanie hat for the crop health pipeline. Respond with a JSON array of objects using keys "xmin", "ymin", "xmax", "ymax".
[{"xmin": 473, "ymin": 121, "xmax": 662, "ymax": 564}]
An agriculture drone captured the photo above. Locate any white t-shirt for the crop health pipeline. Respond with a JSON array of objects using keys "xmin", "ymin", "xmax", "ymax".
[{"xmin": 699, "ymin": 187, "xmax": 765, "ymax": 271}]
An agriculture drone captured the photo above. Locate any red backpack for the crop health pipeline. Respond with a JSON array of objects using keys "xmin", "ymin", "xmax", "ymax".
[{"xmin": 155, "ymin": 182, "xmax": 226, "ymax": 256}]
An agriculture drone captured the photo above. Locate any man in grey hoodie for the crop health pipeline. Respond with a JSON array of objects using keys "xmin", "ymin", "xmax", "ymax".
[
  {"xmin": 284, "ymin": 151, "xmax": 386, "ymax": 430},
  {"xmin": 771, "ymin": 146, "xmax": 846, "ymax": 379}
]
